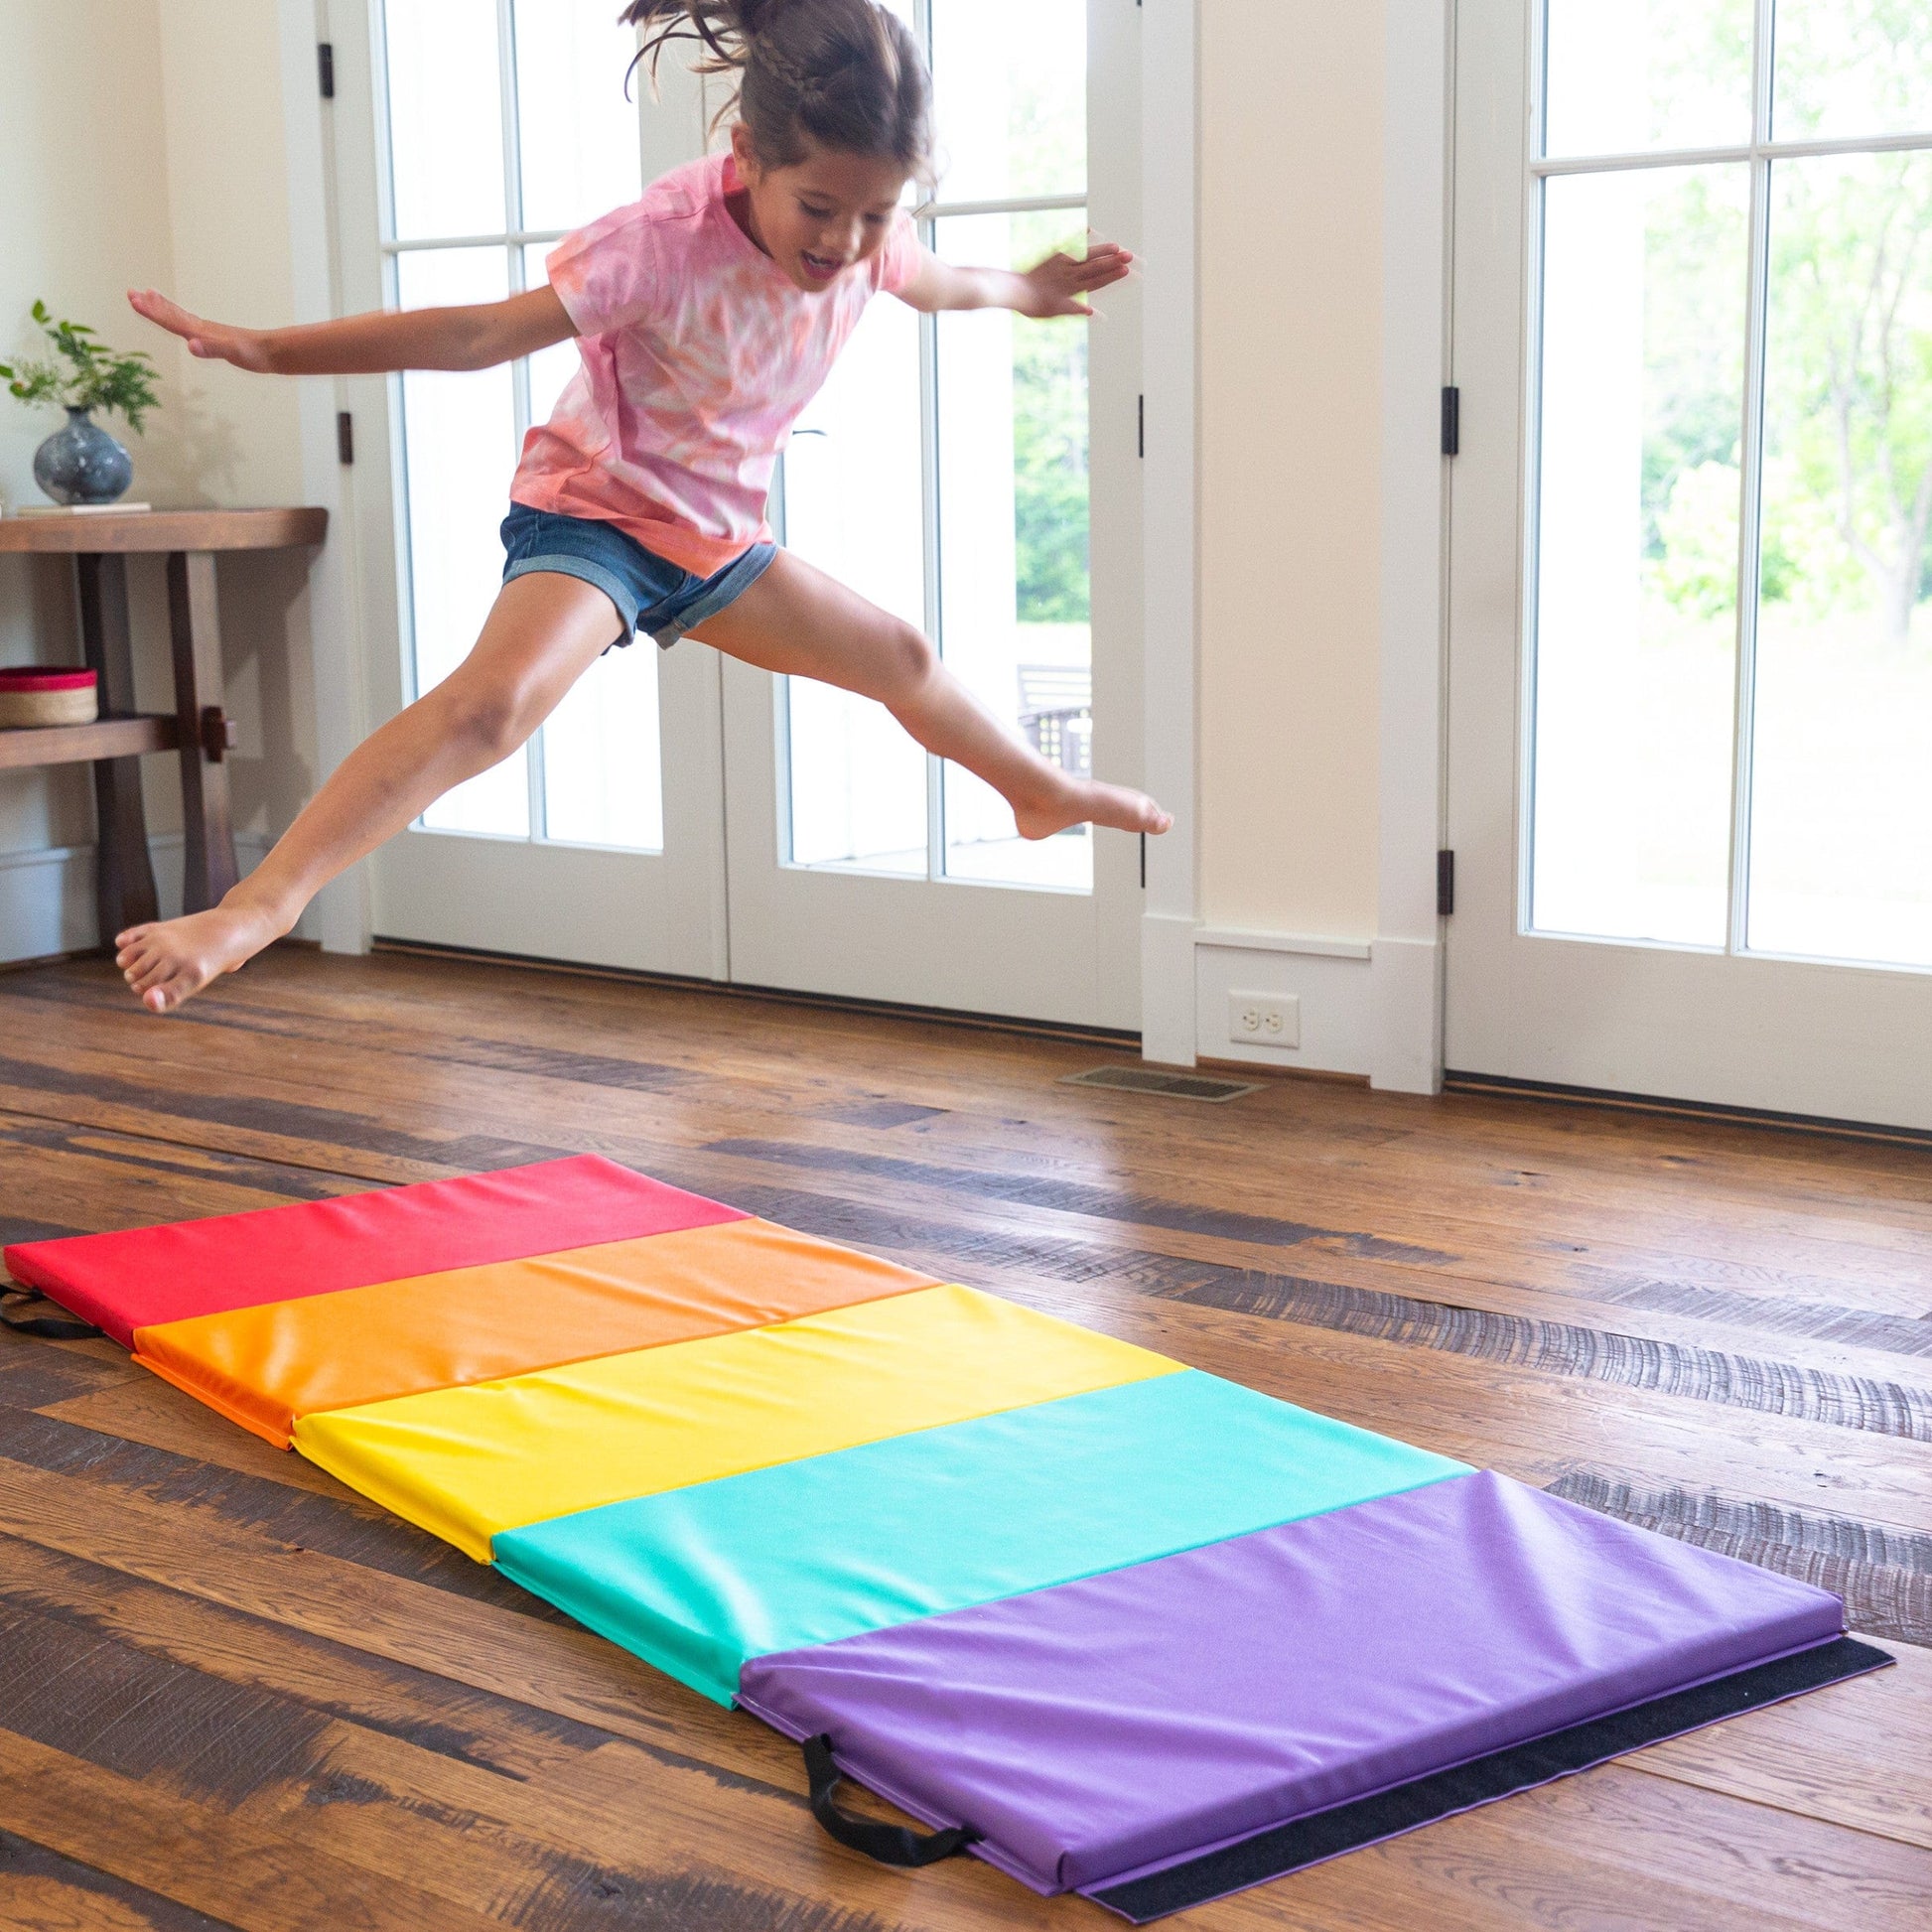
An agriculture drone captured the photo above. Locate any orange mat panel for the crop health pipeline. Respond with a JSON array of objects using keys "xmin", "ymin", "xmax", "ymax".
[{"xmin": 131, "ymin": 1217, "xmax": 939, "ymax": 1447}]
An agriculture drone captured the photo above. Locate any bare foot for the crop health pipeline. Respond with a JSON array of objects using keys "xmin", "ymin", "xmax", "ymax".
[
  {"xmin": 114, "ymin": 902, "xmax": 281, "ymax": 1014},
  {"xmin": 1014, "ymin": 776, "xmax": 1173, "ymax": 842}
]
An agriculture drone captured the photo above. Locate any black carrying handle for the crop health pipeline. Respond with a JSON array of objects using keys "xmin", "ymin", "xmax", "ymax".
[
  {"xmin": 0, "ymin": 1289, "xmax": 100, "ymax": 1341},
  {"xmin": 802, "ymin": 1734, "xmax": 978, "ymax": 1867}
]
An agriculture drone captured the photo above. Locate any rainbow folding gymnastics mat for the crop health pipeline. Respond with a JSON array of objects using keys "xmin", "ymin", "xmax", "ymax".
[{"xmin": 3, "ymin": 1155, "xmax": 1888, "ymax": 1919}]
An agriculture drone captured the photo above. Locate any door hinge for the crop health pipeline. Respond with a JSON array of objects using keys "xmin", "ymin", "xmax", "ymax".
[
  {"xmin": 1441, "ymin": 385, "xmax": 1460, "ymax": 457},
  {"xmin": 337, "ymin": 411, "xmax": 354, "ymax": 465},
  {"xmin": 1437, "ymin": 849, "xmax": 1455, "ymax": 916},
  {"xmin": 1137, "ymin": 393, "xmax": 1145, "ymax": 459},
  {"xmin": 318, "ymin": 43, "xmax": 336, "ymax": 99}
]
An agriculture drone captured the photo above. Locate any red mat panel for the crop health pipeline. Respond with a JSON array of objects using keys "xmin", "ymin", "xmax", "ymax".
[{"xmin": 2, "ymin": 1155, "xmax": 742, "ymax": 1347}]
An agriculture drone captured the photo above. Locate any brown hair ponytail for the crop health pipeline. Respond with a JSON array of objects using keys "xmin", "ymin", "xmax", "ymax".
[{"xmin": 621, "ymin": 0, "xmax": 933, "ymax": 182}]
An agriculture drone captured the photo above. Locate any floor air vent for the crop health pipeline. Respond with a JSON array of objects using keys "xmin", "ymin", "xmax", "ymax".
[{"xmin": 1061, "ymin": 1065, "xmax": 1260, "ymax": 1103}]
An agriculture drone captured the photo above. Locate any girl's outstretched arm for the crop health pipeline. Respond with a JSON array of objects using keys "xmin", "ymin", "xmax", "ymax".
[
  {"xmin": 893, "ymin": 239, "xmax": 1133, "ymax": 319},
  {"xmin": 125, "ymin": 285, "xmax": 576, "ymax": 376}
]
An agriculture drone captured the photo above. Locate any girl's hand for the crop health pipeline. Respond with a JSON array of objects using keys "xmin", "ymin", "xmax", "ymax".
[
  {"xmin": 1015, "ymin": 240, "xmax": 1135, "ymax": 319},
  {"xmin": 127, "ymin": 288, "xmax": 277, "ymax": 372}
]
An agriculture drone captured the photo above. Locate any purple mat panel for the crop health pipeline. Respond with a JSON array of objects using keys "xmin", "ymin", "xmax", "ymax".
[{"xmin": 738, "ymin": 1470, "xmax": 1849, "ymax": 1899}]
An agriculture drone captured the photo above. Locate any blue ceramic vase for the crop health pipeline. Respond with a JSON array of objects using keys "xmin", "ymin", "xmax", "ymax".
[{"xmin": 33, "ymin": 406, "xmax": 133, "ymax": 505}]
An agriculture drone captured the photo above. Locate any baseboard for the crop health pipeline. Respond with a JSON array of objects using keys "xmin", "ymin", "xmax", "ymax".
[
  {"xmin": 1189, "ymin": 930, "xmax": 1443, "ymax": 1095},
  {"xmin": 372, "ymin": 936, "xmax": 1143, "ymax": 1049},
  {"xmin": 1444, "ymin": 1069, "xmax": 1932, "ymax": 1149},
  {"xmin": 0, "ymin": 831, "xmax": 276, "ymax": 966},
  {"xmin": 1140, "ymin": 912, "xmax": 1198, "ymax": 1067}
]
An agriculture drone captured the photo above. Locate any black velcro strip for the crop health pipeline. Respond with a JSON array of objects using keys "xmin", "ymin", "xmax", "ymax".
[{"xmin": 1089, "ymin": 1636, "xmax": 1891, "ymax": 1923}]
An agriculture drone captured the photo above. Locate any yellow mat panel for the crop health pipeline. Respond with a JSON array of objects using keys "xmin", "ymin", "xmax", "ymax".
[
  {"xmin": 294, "ymin": 1286, "xmax": 1179, "ymax": 1562},
  {"xmin": 133, "ymin": 1218, "xmax": 936, "ymax": 1448}
]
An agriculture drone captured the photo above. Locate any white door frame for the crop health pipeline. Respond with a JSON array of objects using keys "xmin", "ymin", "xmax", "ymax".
[
  {"xmin": 276, "ymin": 0, "xmax": 371, "ymax": 957},
  {"xmin": 307, "ymin": 0, "xmax": 731, "ymax": 979},
  {"xmin": 1137, "ymin": 0, "xmax": 1450, "ymax": 1091}
]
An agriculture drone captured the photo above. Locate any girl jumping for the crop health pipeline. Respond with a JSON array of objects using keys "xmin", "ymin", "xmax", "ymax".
[{"xmin": 114, "ymin": 0, "xmax": 1170, "ymax": 1015}]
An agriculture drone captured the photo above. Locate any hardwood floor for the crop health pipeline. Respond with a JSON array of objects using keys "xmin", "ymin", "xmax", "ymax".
[{"xmin": 1, "ymin": 945, "xmax": 1927, "ymax": 1931}]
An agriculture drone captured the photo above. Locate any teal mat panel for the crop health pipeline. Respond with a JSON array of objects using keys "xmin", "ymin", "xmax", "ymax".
[{"xmin": 490, "ymin": 1370, "xmax": 1469, "ymax": 1706}]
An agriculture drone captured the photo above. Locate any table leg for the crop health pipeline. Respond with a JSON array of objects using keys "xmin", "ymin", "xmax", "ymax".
[
  {"xmin": 166, "ymin": 550, "xmax": 238, "ymax": 914},
  {"xmin": 74, "ymin": 552, "xmax": 159, "ymax": 944}
]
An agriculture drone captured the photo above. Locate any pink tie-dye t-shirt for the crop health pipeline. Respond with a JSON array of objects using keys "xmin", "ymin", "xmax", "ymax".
[{"xmin": 510, "ymin": 151, "xmax": 921, "ymax": 577}]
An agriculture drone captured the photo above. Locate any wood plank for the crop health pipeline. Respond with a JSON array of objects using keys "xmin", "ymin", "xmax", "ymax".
[
  {"xmin": 0, "ymin": 1827, "xmax": 235, "ymax": 1931},
  {"xmin": 0, "ymin": 1110, "xmax": 368, "ymax": 1244},
  {"xmin": 1633, "ymin": 1637, "xmax": 1932, "ymax": 1851},
  {"xmin": 0, "ymin": 1534, "xmax": 608, "ymax": 1787},
  {"xmin": 0, "ymin": 714, "xmax": 178, "ymax": 772},
  {"xmin": 0, "ymin": 1403, "xmax": 565, "ymax": 1623},
  {"xmin": 38, "ymin": 1376, "xmax": 389, "ymax": 1502},
  {"xmin": 1542, "ymin": 1471, "xmax": 1932, "ymax": 1649},
  {"xmin": 0, "ymin": 508, "xmax": 328, "ymax": 554},
  {"xmin": 1401, "ymin": 1762, "xmax": 1932, "ymax": 1932},
  {"xmin": 0, "ymin": 1334, "xmax": 141, "ymax": 1414},
  {"xmin": 0, "ymin": 1450, "xmax": 792, "ymax": 1790},
  {"xmin": 0, "ymin": 1729, "xmax": 497, "ymax": 1932},
  {"xmin": 250, "ymin": 1714, "xmax": 957, "ymax": 1932}
]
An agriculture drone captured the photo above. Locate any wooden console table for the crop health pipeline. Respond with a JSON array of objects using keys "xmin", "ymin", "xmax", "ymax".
[{"xmin": 0, "ymin": 507, "xmax": 328, "ymax": 946}]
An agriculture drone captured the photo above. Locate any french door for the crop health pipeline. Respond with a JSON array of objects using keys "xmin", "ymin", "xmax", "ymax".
[
  {"xmin": 721, "ymin": 0, "xmax": 1141, "ymax": 1028},
  {"xmin": 331, "ymin": 0, "xmax": 1139, "ymax": 1028},
  {"xmin": 1448, "ymin": 0, "xmax": 1932, "ymax": 1129},
  {"xmin": 330, "ymin": 0, "xmax": 726, "ymax": 979}
]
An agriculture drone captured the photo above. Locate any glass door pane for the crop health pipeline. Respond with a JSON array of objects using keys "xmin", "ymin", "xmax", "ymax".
[
  {"xmin": 780, "ymin": 297, "xmax": 928, "ymax": 874},
  {"xmin": 384, "ymin": 0, "xmax": 506, "ymax": 239},
  {"xmin": 1747, "ymin": 150, "xmax": 1932, "ymax": 965},
  {"xmin": 930, "ymin": 0, "xmax": 1085, "ymax": 201},
  {"xmin": 936, "ymin": 209, "xmax": 1092, "ymax": 890},
  {"xmin": 540, "ymin": 640, "xmax": 665, "ymax": 850},
  {"xmin": 1530, "ymin": 166, "xmax": 1750, "ymax": 945},
  {"xmin": 393, "ymin": 246, "xmax": 528, "ymax": 837},
  {"xmin": 515, "ymin": 244, "xmax": 666, "ymax": 853},
  {"xmin": 383, "ymin": 11, "xmax": 669, "ymax": 855},
  {"xmin": 511, "ymin": 0, "xmax": 642, "ymax": 231},
  {"xmin": 773, "ymin": 0, "xmax": 1092, "ymax": 887},
  {"xmin": 523, "ymin": 244, "xmax": 580, "ymax": 424},
  {"xmin": 1543, "ymin": 0, "xmax": 1752, "ymax": 157},
  {"xmin": 1772, "ymin": 0, "xmax": 1932, "ymax": 141}
]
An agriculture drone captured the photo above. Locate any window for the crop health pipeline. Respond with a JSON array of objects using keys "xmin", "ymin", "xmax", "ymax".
[
  {"xmin": 1529, "ymin": 0, "xmax": 1932, "ymax": 967},
  {"xmin": 779, "ymin": 0, "xmax": 1095, "ymax": 891},
  {"xmin": 378, "ymin": 0, "xmax": 663, "ymax": 851}
]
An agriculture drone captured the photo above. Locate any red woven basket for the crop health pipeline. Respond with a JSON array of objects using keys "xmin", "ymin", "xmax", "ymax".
[{"xmin": 0, "ymin": 668, "xmax": 99, "ymax": 728}]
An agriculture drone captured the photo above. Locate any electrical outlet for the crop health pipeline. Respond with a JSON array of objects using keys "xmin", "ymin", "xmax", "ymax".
[{"xmin": 1227, "ymin": 992, "xmax": 1301, "ymax": 1049}]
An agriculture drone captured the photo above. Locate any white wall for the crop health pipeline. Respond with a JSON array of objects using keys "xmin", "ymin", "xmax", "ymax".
[
  {"xmin": 1145, "ymin": 0, "xmax": 1448, "ymax": 1088},
  {"xmin": 0, "ymin": 0, "xmax": 328, "ymax": 961},
  {"xmin": 1198, "ymin": 0, "xmax": 1384, "ymax": 942}
]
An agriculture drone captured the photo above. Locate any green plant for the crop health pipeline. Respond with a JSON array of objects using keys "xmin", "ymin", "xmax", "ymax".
[{"xmin": 1, "ymin": 300, "xmax": 160, "ymax": 432}]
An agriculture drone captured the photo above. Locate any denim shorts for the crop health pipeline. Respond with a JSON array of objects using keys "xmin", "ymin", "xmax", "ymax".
[{"xmin": 499, "ymin": 503, "xmax": 776, "ymax": 649}]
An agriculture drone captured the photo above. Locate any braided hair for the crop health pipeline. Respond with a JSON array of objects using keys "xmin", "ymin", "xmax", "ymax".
[{"xmin": 621, "ymin": 0, "xmax": 934, "ymax": 183}]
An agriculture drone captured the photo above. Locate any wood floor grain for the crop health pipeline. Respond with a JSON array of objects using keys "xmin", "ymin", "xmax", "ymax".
[{"xmin": 1, "ymin": 946, "xmax": 1929, "ymax": 1930}]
